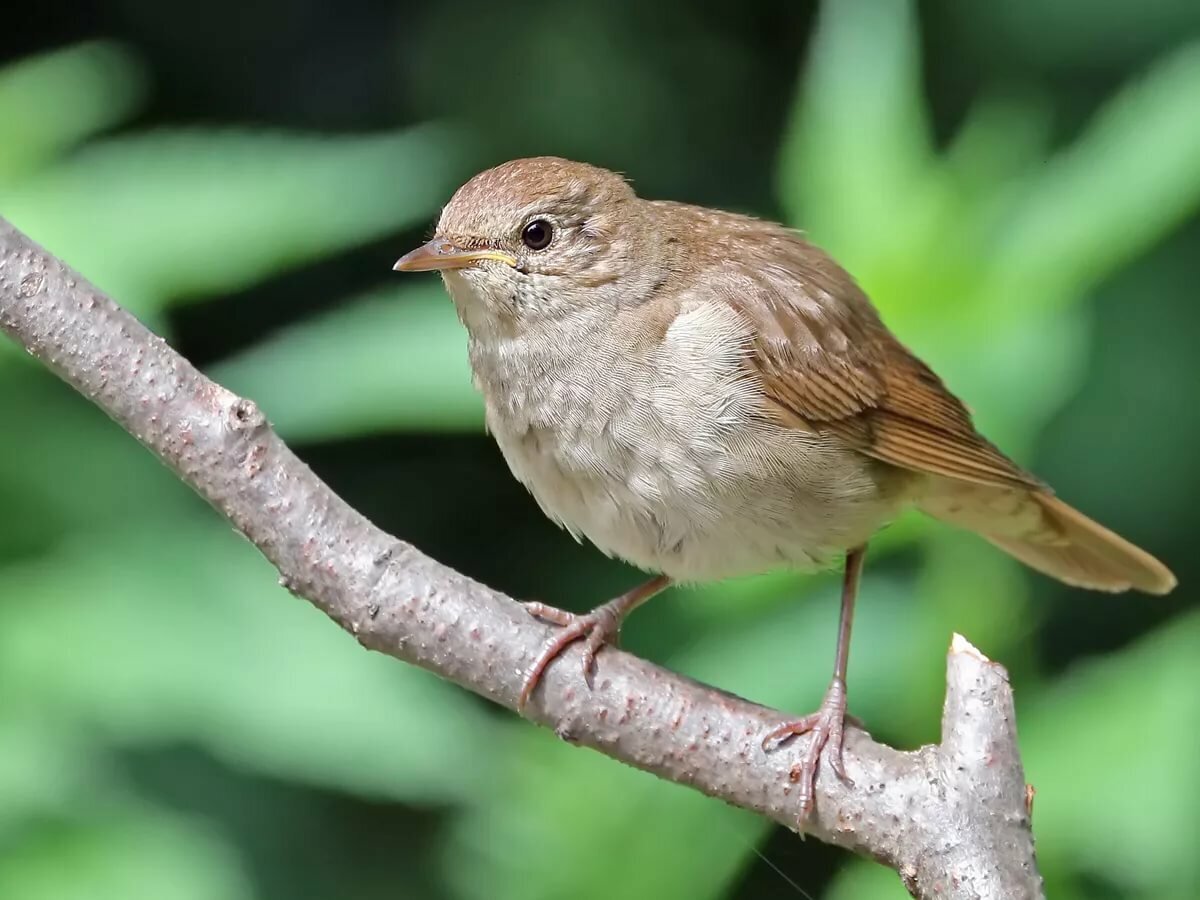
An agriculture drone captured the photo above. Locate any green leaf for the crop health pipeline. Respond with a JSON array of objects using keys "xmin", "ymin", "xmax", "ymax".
[
  {"xmin": 0, "ymin": 708, "xmax": 103, "ymax": 835},
  {"xmin": 1019, "ymin": 611, "xmax": 1200, "ymax": 894},
  {"xmin": 211, "ymin": 284, "xmax": 483, "ymax": 439},
  {"xmin": 943, "ymin": 92, "xmax": 1054, "ymax": 196},
  {"xmin": 0, "ymin": 806, "xmax": 252, "ymax": 900},
  {"xmin": 0, "ymin": 519, "xmax": 493, "ymax": 803},
  {"xmin": 825, "ymin": 858, "xmax": 910, "ymax": 900},
  {"xmin": 1, "ymin": 124, "xmax": 463, "ymax": 317},
  {"xmin": 449, "ymin": 732, "xmax": 765, "ymax": 900},
  {"xmin": 778, "ymin": 0, "xmax": 933, "ymax": 267},
  {"xmin": 953, "ymin": 0, "xmax": 1200, "ymax": 71},
  {"xmin": 0, "ymin": 374, "xmax": 197, "ymax": 554},
  {"xmin": 0, "ymin": 42, "xmax": 145, "ymax": 184},
  {"xmin": 986, "ymin": 42, "xmax": 1200, "ymax": 307}
]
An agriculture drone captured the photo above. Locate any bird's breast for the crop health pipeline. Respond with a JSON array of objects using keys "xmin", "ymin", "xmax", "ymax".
[{"xmin": 464, "ymin": 304, "xmax": 908, "ymax": 581}]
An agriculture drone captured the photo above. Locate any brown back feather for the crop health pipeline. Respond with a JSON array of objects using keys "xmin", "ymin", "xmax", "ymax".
[{"xmin": 689, "ymin": 221, "xmax": 1043, "ymax": 491}]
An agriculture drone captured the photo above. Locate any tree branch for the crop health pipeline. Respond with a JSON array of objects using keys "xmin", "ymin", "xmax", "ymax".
[{"xmin": 0, "ymin": 218, "xmax": 1044, "ymax": 899}]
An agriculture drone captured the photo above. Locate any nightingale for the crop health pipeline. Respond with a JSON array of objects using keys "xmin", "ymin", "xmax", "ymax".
[{"xmin": 394, "ymin": 157, "xmax": 1176, "ymax": 822}]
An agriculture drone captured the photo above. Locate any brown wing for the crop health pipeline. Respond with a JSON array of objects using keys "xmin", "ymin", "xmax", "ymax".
[{"xmin": 718, "ymin": 241, "xmax": 1043, "ymax": 492}]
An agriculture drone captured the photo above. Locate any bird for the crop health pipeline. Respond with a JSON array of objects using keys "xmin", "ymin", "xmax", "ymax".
[{"xmin": 393, "ymin": 156, "xmax": 1176, "ymax": 822}]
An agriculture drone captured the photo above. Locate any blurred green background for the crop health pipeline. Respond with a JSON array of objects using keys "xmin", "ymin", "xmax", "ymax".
[{"xmin": 2, "ymin": 1, "xmax": 1198, "ymax": 897}]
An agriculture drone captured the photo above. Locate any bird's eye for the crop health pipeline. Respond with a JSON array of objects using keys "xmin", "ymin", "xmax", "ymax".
[{"xmin": 521, "ymin": 219, "xmax": 553, "ymax": 251}]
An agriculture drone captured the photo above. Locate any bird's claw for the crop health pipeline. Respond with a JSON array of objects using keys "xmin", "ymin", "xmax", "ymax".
[
  {"xmin": 761, "ymin": 678, "xmax": 855, "ymax": 825},
  {"xmin": 518, "ymin": 602, "xmax": 623, "ymax": 709}
]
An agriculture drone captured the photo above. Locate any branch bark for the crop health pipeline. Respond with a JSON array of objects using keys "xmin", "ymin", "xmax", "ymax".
[{"xmin": 0, "ymin": 218, "xmax": 1044, "ymax": 899}]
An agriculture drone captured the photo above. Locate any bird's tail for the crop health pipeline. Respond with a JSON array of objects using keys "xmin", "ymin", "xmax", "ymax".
[{"xmin": 918, "ymin": 479, "xmax": 1176, "ymax": 595}]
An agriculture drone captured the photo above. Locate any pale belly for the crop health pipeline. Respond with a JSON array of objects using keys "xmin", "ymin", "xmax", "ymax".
[
  {"xmin": 484, "ymin": 388, "xmax": 908, "ymax": 582},
  {"xmin": 460, "ymin": 290, "xmax": 911, "ymax": 582}
]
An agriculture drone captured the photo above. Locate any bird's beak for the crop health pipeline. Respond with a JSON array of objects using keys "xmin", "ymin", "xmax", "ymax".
[{"xmin": 392, "ymin": 238, "xmax": 518, "ymax": 272}]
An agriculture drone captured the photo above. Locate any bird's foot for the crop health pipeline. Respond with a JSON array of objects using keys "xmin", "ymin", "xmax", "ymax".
[
  {"xmin": 517, "ymin": 599, "xmax": 627, "ymax": 709},
  {"xmin": 761, "ymin": 677, "xmax": 855, "ymax": 826}
]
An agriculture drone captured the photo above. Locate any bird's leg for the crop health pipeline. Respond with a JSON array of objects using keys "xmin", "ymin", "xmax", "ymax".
[
  {"xmin": 761, "ymin": 545, "xmax": 867, "ymax": 824},
  {"xmin": 518, "ymin": 575, "xmax": 671, "ymax": 709}
]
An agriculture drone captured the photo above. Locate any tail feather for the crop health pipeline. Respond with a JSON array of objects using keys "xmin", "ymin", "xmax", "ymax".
[{"xmin": 919, "ymin": 481, "xmax": 1176, "ymax": 595}]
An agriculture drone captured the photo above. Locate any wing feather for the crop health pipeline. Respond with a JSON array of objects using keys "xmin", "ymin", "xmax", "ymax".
[{"xmin": 703, "ymin": 236, "xmax": 1043, "ymax": 492}]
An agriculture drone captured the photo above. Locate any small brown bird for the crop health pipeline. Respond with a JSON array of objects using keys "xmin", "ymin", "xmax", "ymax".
[{"xmin": 394, "ymin": 157, "xmax": 1175, "ymax": 821}]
